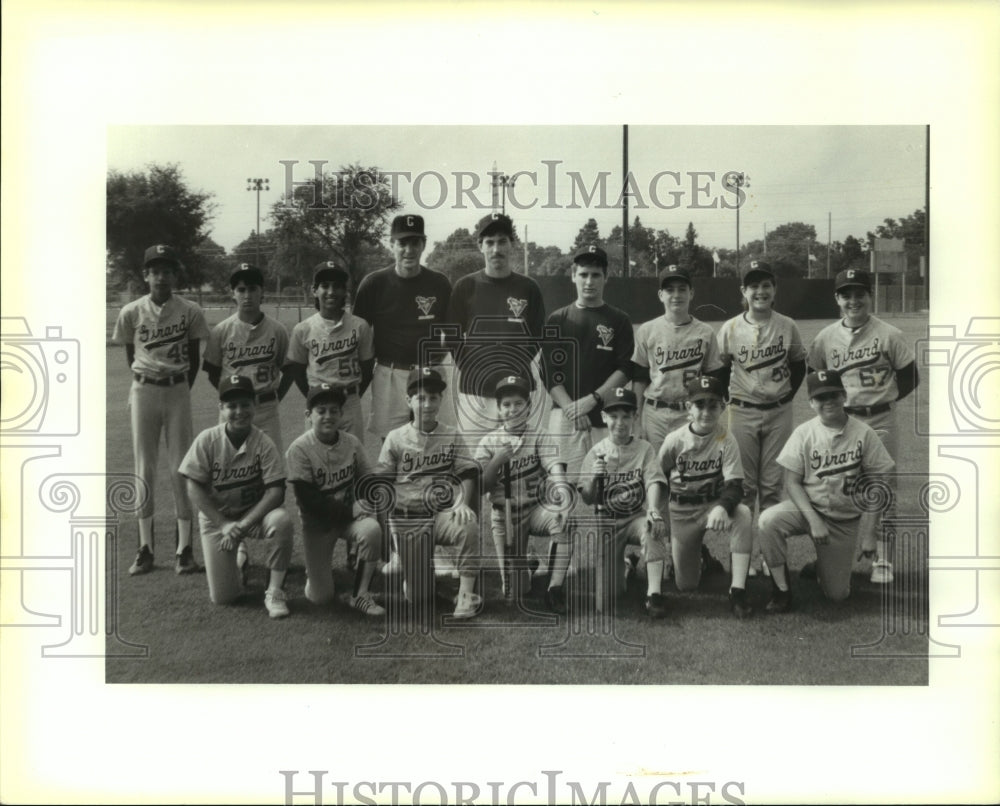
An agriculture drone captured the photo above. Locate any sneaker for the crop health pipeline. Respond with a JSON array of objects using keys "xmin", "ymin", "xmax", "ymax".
[
  {"xmin": 343, "ymin": 592, "xmax": 386, "ymax": 617},
  {"xmin": 237, "ymin": 542, "xmax": 249, "ymax": 587},
  {"xmin": 452, "ymin": 591, "xmax": 483, "ymax": 619},
  {"xmin": 381, "ymin": 551, "xmax": 401, "ymax": 577},
  {"xmin": 800, "ymin": 561, "xmax": 818, "ymax": 580},
  {"xmin": 765, "ymin": 586, "xmax": 793, "ymax": 614},
  {"xmin": 645, "ymin": 592, "xmax": 668, "ymax": 619},
  {"xmin": 174, "ymin": 545, "xmax": 199, "ymax": 575},
  {"xmin": 129, "ymin": 545, "xmax": 153, "ymax": 576},
  {"xmin": 544, "ymin": 585, "xmax": 567, "ymax": 615},
  {"xmin": 264, "ymin": 588, "xmax": 290, "ymax": 619},
  {"xmin": 729, "ymin": 587, "xmax": 754, "ymax": 619},
  {"xmin": 871, "ymin": 560, "xmax": 894, "ymax": 584},
  {"xmin": 700, "ymin": 544, "xmax": 724, "ymax": 576}
]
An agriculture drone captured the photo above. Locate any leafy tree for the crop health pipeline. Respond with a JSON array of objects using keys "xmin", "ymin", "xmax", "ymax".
[
  {"xmin": 192, "ymin": 236, "xmax": 233, "ymax": 292},
  {"xmin": 425, "ymin": 228, "xmax": 483, "ymax": 285},
  {"xmin": 571, "ymin": 218, "xmax": 602, "ymax": 252},
  {"xmin": 866, "ymin": 208, "xmax": 926, "ymax": 279},
  {"xmin": 106, "ymin": 163, "xmax": 216, "ymax": 289},
  {"xmin": 677, "ymin": 222, "xmax": 714, "ymax": 278}
]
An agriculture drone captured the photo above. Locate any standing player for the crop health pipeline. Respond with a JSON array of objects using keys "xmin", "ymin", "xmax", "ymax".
[
  {"xmin": 352, "ymin": 214, "xmax": 453, "ymax": 440},
  {"xmin": 542, "ymin": 245, "xmax": 635, "ymax": 473},
  {"xmin": 807, "ymin": 268, "xmax": 918, "ymax": 583},
  {"xmin": 578, "ymin": 388, "xmax": 670, "ymax": 618},
  {"xmin": 202, "ymin": 263, "xmax": 294, "ymax": 454},
  {"xmin": 657, "ymin": 376, "xmax": 754, "ymax": 619},
  {"xmin": 286, "ymin": 261, "xmax": 374, "ymax": 439},
  {"xmin": 179, "ymin": 376, "xmax": 295, "ymax": 619},
  {"xmin": 112, "ymin": 244, "xmax": 211, "ymax": 576},
  {"xmin": 758, "ymin": 369, "xmax": 895, "ymax": 611},
  {"xmin": 717, "ymin": 260, "xmax": 807, "ymax": 575}
]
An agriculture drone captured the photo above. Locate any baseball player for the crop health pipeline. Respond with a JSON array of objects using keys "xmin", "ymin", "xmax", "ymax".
[
  {"xmin": 475, "ymin": 375, "xmax": 572, "ymax": 614},
  {"xmin": 657, "ymin": 376, "xmax": 755, "ymax": 619},
  {"xmin": 112, "ymin": 243, "xmax": 211, "ymax": 577},
  {"xmin": 202, "ymin": 263, "xmax": 294, "ymax": 454},
  {"xmin": 717, "ymin": 260, "xmax": 807, "ymax": 575},
  {"xmin": 352, "ymin": 214, "xmax": 453, "ymax": 440},
  {"xmin": 286, "ymin": 261, "xmax": 374, "ymax": 440},
  {"xmin": 578, "ymin": 388, "xmax": 670, "ymax": 618},
  {"xmin": 807, "ymin": 268, "xmax": 918, "ymax": 584},
  {"xmin": 179, "ymin": 375, "xmax": 295, "ymax": 619},
  {"xmin": 285, "ymin": 384, "xmax": 385, "ymax": 616},
  {"xmin": 759, "ymin": 369, "xmax": 895, "ymax": 611},
  {"xmin": 373, "ymin": 367, "xmax": 482, "ymax": 619},
  {"xmin": 542, "ymin": 245, "xmax": 635, "ymax": 473}
]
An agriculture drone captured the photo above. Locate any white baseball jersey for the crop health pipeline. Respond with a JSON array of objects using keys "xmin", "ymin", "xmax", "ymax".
[
  {"xmin": 113, "ymin": 294, "xmax": 210, "ymax": 379},
  {"xmin": 632, "ymin": 316, "xmax": 723, "ymax": 403},
  {"xmin": 376, "ymin": 422, "xmax": 478, "ymax": 514},
  {"xmin": 581, "ymin": 436, "xmax": 666, "ymax": 520},
  {"xmin": 658, "ymin": 422, "xmax": 744, "ymax": 500},
  {"xmin": 777, "ymin": 415, "xmax": 895, "ymax": 521},
  {"xmin": 203, "ymin": 313, "xmax": 289, "ymax": 394},
  {"xmin": 475, "ymin": 428, "xmax": 561, "ymax": 519},
  {"xmin": 718, "ymin": 311, "xmax": 806, "ymax": 402},
  {"xmin": 807, "ymin": 316, "xmax": 915, "ymax": 407},
  {"xmin": 287, "ymin": 311, "xmax": 374, "ymax": 388},
  {"xmin": 179, "ymin": 424, "xmax": 286, "ymax": 518},
  {"xmin": 285, "ymin": 430, "xmax": 373, "ymax": 518}
]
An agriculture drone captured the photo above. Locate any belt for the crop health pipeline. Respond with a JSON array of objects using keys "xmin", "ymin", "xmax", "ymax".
[
  {"xmin": 391, "ymin": 505, "xmax": 435, "ymax": 519},
  {"xmin": 845, "ymin": 402, "xmax": 892, "ymax": 417},
  {"xmin": 669, "ymin": 491, "xmax": 714, "ymax": 505},
  {"xmin": 645, "ymin": 398, "xmax": 685, "ymax": 411},
  {"xmin": 133, "ymin": 372, "xmax": 186, "ymax": 387},
  {"xmin": 256, "ymin": 391, "xmax": 278, "ymax": 404},
  {"xmin": 730, "ymin": 391, "xmax": 794, "ymax": 411},
  {"xmin": 377, "ymin": 360, "xmax": 417, "ymax": 371}
]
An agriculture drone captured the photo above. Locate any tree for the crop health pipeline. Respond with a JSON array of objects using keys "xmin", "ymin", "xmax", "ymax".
[
  {"xmin": 192, "ymin": 236, "xmax": 233, "ymax": 292},
  {"xmin": 571, "ymin": 218, "xmax": 602, "ymax": 252},
  {"xmin": 106, "ymin": 163, "xmax": 216, "ymax": 289},
  {"xmin": 757, "ymin": 221, "xmax": 818, "ymax": 279},
  {"xmin": 425, "ymin": 228, "xmax": 483, "ymax": 285},
  {"xmin": 866, "ymin": 208, "xmax": 927, "ymax": 279},
  {"xmin": 677, "ymin": 222, "xmax": 714, "ymax": 278}
]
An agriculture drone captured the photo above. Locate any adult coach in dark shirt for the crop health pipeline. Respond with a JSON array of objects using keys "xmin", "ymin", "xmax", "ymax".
[
  {"xmin": 352, "ymin": 214, "xmax": 452, "ymax": 440},
  {"xmin": 542, "ymin": 245, "xmax": 634, "ymax": 472}
]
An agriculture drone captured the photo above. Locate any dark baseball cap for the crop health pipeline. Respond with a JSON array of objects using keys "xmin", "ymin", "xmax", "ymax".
[
  {"xmin": 602, "ymin": 387, "xmax": 638, "ymax": 412},
  {"xmin": 219, "ymin": 375, "xmax": 255, "ymax": 402},
  {"xmin": 835, "ymin": 268, "xmax": 872, "ymax": 293},
  {"xmin": 144, "ymin": 244, "xmax": 181, "ymax": 268},
  {"xmin": 406, "ymin": 366, "xmax": 446, "ymax": 395},
  {"xmin": 806, "ymin": 369, "xmax": 846, "ymax": 399},
  {"xmin": 306, "ymin": 383, "xmax": 347, "ymax": 409},
  {"xmin": 658, "ymin": 264, "xmax": 691, "ymax": 287},
  {"xmin": 391, "ymin": 214, "xmax": 426, "ymax": 240},
  {"xmin": 741, "ymin": 259, "xmax": 775, "ymax": 284},
  {"xmin": 572, "ymin": 244, "xmax": 609, "ymax": 271},
  {"xmin": 494, "ymin": 374, "xmax": 531, "ymax": 401},
  {"xmin": 475, "ymin": 212, "xmax": 515, "ymax": 241},
  {"xmin": 685, "ymin": 375, "xmax": 726, "ymax": 402},
  {"xmin": 312, "ymin": 261, "xmax": 350, "ymax": 287},
  {"xmin": 230, "ymin": 263, "xmax": 264, "ymax": 288}
]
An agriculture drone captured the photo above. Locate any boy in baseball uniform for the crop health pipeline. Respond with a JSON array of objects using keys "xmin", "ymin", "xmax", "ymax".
[
  {"xmin": 179, "ymin": 376, "xmax": 295, "ymax": 619},
  {"xmin": 475, "ymin": 375, "xmax": 572, "ymax": 614},
  {"xmin": 286, "ymin": 262, "xmax": 374, "ymax": 440},
  {"xmin": 112, "ymin": 244, "xmax": 211, "ymax": 577},
  {"xmin": 374, "ymin": 367, "xmax": 482, "ymax": 619},
  {"xmin": 285, "ymin": 384, "xmax": 385, "ymax": 616},
  {"xmin": 657, "ymin": 376, "xmax": 755, "ymax": 619},
  {"xmin": 807, "ymin": 268, "xmax": 918, "ymax": 584},
  {"xmin": 203, "ymin": 263, "xmax": 294, "ymax": 454},
  {"xmin": 759, "ymin": 369, "xmax": 895, "ymax": 611},
  {"xmin": 578, "ymin": 388, "xmax": 670, "ymax": 618}
]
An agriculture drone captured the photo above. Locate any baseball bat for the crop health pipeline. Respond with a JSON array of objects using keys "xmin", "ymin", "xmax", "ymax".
[
  {"xmin": 594, "ymin": 454, "xmax": 608, "ymax": 612},
  {"xmin": 502, "ymin": 460, "xmax": 514, "ymax": 600}
]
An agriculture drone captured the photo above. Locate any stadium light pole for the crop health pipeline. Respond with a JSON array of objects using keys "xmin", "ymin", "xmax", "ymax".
[
  {"xmin": 724, "ymin": 172, "xmax": 746, "ymax": 273},
  {"xmin": 246, "ymin": 178, "xmax": 270, "ymax": 267}
]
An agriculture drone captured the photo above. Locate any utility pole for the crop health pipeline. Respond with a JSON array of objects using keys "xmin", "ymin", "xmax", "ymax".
[
  {"xmin": 246, "ymin": 177, "xmax": 270, "ymax": 268},
  {"xmin": 622, "ymin": 124, "xmax": 629, "ymax": 278},
  {"xmin": 523, "ymin": 225, "xmax": 529, "ymax": 275}
]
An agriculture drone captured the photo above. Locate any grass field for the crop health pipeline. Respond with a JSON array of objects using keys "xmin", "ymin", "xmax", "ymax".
[{"xmin": 105, "ymin": 310, "xmax": 930, "ymax": 685}]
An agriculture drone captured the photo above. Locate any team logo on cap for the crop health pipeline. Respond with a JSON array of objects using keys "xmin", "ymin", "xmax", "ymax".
[
  {"xmin": 416, "ymin": 296, "xmax": 436, "ymax": 316},
  {"xmin": 320, "ymin": 383, "xmax": 332, "ymax": 390},
  {"xmin": 507, "ymin": 297, "xmax": 527, "ymax": 318},
  {"xmin": 325, "ymin": 262, "xmax": 337, "ymax": 269},
  {"xmin": 505, "ymin": 376, "xmax": 519, "ymax": 385},
  {"xmin": 846, "ymin": 270, "xmax": 856, "ymax": 279},
  {"xmin": 492, "ymin": 213, "xmax": 500, "ymax": 221},
  {"xmin": 614, "ymin": 388, "xmax": 625, "ymax": 398},
  {"xmin": 588, "ymin": 245, "xmax": 598, "ymax": 254},
  {"xmin": 239, "ymin": 263, "xmax": 249, "ymax": 270},
  {"xmin": 422, "ymin": 367, "xmax": 432, "ymax": 376},
  {"xmin": 407, "ymin": 216, "xmax": 416, "ymax": 227},
  {"xmin": 230, "ymin": 375, "xmax": 240, "ymax": 384},
  {"xmin": 667, "ymin": 264, "xmax": 678, "ymax": 271},
  {"xmin": 750, "ymin": 260, "xmax": 760, "ymax": 269},
  {"xmin": 816, "ymin": 371, "xmax": 828, "ymax": 381},
  {"xmin": 700, "ymin": 377, "xmax": 711, "ymax": 389},
  {"xmin": 597, "ymin": 324, "xmax": 614, "ymax": 347}
]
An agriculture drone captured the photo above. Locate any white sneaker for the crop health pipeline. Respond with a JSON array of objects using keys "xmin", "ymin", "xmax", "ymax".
[
  {"xmin": 342, "ymin": 592, "xmax": 386, "ymax": 616},
  {"xmin": 264, "ymin": 588, "xmax": 290, "ymax": 619},
  {"xmin": 871, "ymin": 560, "xmax": 894, "ymax": 584},
  {"xmin": 452, "ymin": 591, "xmax": 483, "ymax": 619}
]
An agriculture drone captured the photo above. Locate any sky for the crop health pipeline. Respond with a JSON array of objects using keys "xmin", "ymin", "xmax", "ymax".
[{"xmin": 107, "ymin": 124, "xmax": 927, "ymax": 256}]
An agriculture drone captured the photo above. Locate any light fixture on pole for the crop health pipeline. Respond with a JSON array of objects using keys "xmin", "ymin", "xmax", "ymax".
[
  {"xmin": 724, "ymin": 172, "xmax": 746, "ymax": 273},
  {"xmin": 246, "ymin": 177, "xmax": 270, "ymax": 267}
]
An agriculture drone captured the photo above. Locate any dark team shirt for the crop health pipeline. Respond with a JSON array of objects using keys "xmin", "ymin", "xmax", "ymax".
[
  {"xmin": 446, "ymin": 270, "xmax": 546, "ymax": 396},
  {"xmin": 352, "ymin": 265, "xmax": 453, "ymax": 366},
  {"xmin": 541, "ymin": 302, "xmax": 635, "ymax": 428}
]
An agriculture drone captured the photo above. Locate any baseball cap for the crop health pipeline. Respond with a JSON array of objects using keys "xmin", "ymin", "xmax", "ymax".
[
  {"xmin": 685, "ymin": 375, "xmax": 726, "ymax": 402},
  {"xmin": 312, "ymin": 261, "xmax": 350, "ymax": 287},
  {"xmin": 391, "ymin": 214, "xmax": 426, "ymax": 240},
  {"xmin": 572, "ymin": 244, "xmax": 609, "ymax": 271},
  {"xmin": 835, "ymin": 268, "xmax": 872, "ymax": 293},
  {"xmin": 658, "ymin": 264, "xmax": 691, "ymax": 287},
  {"xmin": 806, "ymin": 369, "xmax": 846, "ymax": 399},
  {"xmin": 602, "ymin": 387, "xmax": 638, "ymax": 412},
  {"xmin": 741, "ymin": 259, "xmax": 775, "ymax": 285},
  {"xmin": 406, "ymin": 366, "xmax": 446, "ymax": 395},
  {"xmin": 475, "ymin": 212, "xmax": 515, "ymax": 241},
  {"xmin": 218, "ymin": 375, "xmax": 255, "ymax": 402},
  {"xmin": 230, "ymin": 263, "xmax": 264, "ymax": 288},
  {"xmin": 494, "ymin": 374, "xmax": 531, "ymax": 401},
  {"xmin": 144, "ymin": 244, "xmax": 181, "ymax": 268},
  {"xmin": 306, "ymin": 383, "xmax": 347, "ymax": 409}
]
